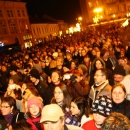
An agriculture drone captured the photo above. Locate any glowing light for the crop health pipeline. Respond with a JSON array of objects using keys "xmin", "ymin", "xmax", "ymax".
[
  {"xmin": 78, "ymin": 17, "xmax": 82, "ymax": 21},
  {"xmin": 112, "ymin": 14, "xmax": 116, "ymax": 18},
  {"xmin": 122, "ymin": 19, "xmax": 129, "ymax": 27},
  {"xmin": 93, "ymin": 8, "xmax": 102, "ymax": 13}
]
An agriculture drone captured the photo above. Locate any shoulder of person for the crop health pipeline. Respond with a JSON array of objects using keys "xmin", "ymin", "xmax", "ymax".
[{"xmin": 66, "ymin": 124, "xmax": 83, "ymax": 130}]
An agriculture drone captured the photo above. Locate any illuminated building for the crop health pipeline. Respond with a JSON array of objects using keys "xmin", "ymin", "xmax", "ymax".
[
  {"xmin": 0, "ymin": 1, "xmax": 33, "ymax": 48},
  {"xmin": 79, "ymin": 0, "xmax": 130, "ymax": 25}
]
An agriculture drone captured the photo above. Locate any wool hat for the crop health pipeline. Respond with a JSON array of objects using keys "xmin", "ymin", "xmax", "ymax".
[
  {"xmin": 40, "ymin": 104, "xmax": 64, "ymax": 123},
  {"xmin": 29, "ymin": 69, "xmax": 40, "ymax": 79},
  {"xmin": 113, "ymin": 65, "xmax": 126, "ymax": 76},
  {"xmin": 78, "ymin": 64, "xmax": 88, "ymax": 74},
  {"xmin": 9, "ymin": 65, "xmax": 18, "ymax": 72},
  {"xmin": 27, "ymin": 97, "xmax": 43, "ymax": 110},
  {"xmin": 92, "ymin": 95, "xmax": 112, "ymax": 117}
]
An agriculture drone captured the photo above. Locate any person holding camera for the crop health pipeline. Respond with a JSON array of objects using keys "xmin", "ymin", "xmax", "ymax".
[{"xmin": 64, "ymin": 70, "xmax": 90, "ymax": 99}]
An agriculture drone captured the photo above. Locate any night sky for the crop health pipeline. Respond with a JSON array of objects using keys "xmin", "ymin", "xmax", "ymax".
[{"xmin": 21, "ymin": 0, "xmax": 81, "ymax": 24}]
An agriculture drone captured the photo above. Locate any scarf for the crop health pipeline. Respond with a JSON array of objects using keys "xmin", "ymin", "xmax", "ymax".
[
  {"xmin": 27, "ymin": 117, "xmax": 41, "ymax": 130},
  {"xmin": 4, "ymin": 113, "xmax": 14, "ymax": 125}
]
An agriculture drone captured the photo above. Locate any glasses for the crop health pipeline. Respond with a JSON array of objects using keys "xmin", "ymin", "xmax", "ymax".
[
  {"xmin": 54, "ymin": 92, "xmax": 63, "ymax": 95},
  {"xmin": 0, "ymin": 106, "xmax": 10, "ymax": 109}
]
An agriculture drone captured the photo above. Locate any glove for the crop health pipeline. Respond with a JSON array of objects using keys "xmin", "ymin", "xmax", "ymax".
[{"xmin": 70, "ymin": 75, "xmax": 77, "ymax": 83}]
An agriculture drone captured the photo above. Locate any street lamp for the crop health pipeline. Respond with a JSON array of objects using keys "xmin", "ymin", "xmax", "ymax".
[{"xmin": 93, "ymin": 7, "xmax": 102, "ymax": 13}]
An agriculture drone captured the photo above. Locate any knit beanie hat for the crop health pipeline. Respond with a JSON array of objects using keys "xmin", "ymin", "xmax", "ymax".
[
  {"xmin": 92, "ymin": 95, "xmax": 112, "ymax": 117},
  {"xmin": 27, "ymin": 97, "xmax": 43, "ymax": 110},
  {"xmin": 29, "ymin": 69, "xmax": 40, "ymax": 79},
  {"xmin": 9, "ymin": 65, "xmax": 18, "ymax": 72},
  {"xmin": 113, "ymin": 65, "xmax": 126, "ymax": 76},
  {"xmin": 78, "ymin": 64, "xmax": 88, "ymax": 74}
]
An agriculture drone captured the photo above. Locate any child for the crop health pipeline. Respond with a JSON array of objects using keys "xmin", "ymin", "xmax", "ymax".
[{"xmin": 26, "ymin": 97, "xmax": 43, "ymax": 130}]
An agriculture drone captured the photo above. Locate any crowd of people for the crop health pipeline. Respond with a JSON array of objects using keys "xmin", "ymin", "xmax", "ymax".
[{"xmin": 0, "ymin": 24, "xmax": 130, "ymax": 130}]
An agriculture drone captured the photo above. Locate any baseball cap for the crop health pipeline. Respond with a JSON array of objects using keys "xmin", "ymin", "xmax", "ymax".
[{"xmin": 40, "ymin": 104, "xmax": 64, "ymax": 123}]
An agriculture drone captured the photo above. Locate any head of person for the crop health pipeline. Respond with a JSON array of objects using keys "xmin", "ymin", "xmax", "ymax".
[
  {"xmin": 66, "ymin": 52, "xmax": 72, "ymax": 61},
  {"xmin": 9, "ymin": 65, "xmax": 18, "ymax": 76},
  {"xmin": 56, "ymin": 57, "xmax": 64, "ymax": 67},
  {"xmin": 12, "ymin": 120, "xmax": 32, "ymax": 130},
  {"xmin": 27, "ymin": 97, "xmax": 43, "ymax": 118},
  {"xmin": 94, "ymin": 68, "xmax": 108, "ymax": 85},
  {"xmin": 113, "ymin": 65, "xmax": 126, "ymax": 84},
  {"xmin": 78, "ymin": 64, "xmax": 88, "ymax": 76},
  {"xmin": 100, "ymin": 48, "xmax": 109, "ymax": 60},
  {"xmin": 53, "ymin": 84, "xmax": 71, "ymax": 110},
  {"xmin": 51, "ymin": 70, "xmax": 61, "ymax": 85},
  {"xmin": 29, "ymin": 69, "xmax": 40, "ymax": 83},
  {"xmin": 72, "ymin": 70, "xmax": 84, "ymax": 82},
  {"xmin": 83, "ymin": 55, "xmax": 90, "ymax": 63},
  {"xmin": 92, "ymin": 95, "xmax": 112, "ymax": 128},
  {"xmin": 70, "ymin": 97, "xmax": 90, "ymax": 121},
  {"xmin": 40, "ymin": 104, "xmax": 65, "ymax": 130},
  {"xmin": 52, "ymin": 52, "xmax": 58, "ymax": 60},
  {"xmin": 22, "ymin": 83, "xmax": 39, "ymax": 100},
  {"xmin": 81, "ymin": 49, "xmax": 87, "ymax": 56},
  {"xmin": 111, "ymin": 83, "xmax": 126, "ymax": 104},
  {"xmin": 0, "ymin": 96, "xmax": 17, "ymax": 116},
  {"xmin": 118, "ymin": 56, "xmax": 128, "ymax": 66},
  {"xmin": 101, "ymin": 112, "xmax": 130, "ymax": 130},
  {"xmin": 70, "ymin": 60, "xmax": 78, "ymax": 70},
  {"xmin": 92, "ymin": 58, "xmax": 106, "ymax": 71}
]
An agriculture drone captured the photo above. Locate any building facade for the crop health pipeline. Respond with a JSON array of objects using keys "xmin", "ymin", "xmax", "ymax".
[
  {"xmin": 31, "ymin": 23, "xmax": 59, "ymax": 45},
  {"xmin": 0, "ymin": 1, "xmax": 32, "ymax": 48},
  {"xmin": 79, "ymin": 0, "xmax": 130, "ymax": 25}
]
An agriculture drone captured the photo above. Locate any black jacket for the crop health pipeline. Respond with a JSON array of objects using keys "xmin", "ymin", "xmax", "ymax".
[{"xmin": 112, "ymin": 99, "xmax": 130, "ymax": 119}]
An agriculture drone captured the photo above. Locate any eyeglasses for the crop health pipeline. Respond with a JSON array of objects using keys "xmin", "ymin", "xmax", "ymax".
[{"xmin": 0, "ymin": 106, "xmax": 10, "ymax": 109}]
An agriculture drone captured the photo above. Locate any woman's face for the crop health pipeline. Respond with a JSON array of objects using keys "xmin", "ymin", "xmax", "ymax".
[
  {"xmin": 70, "ymin": 62, "xmax": 76, "ymax": 69},
  {"xmin": 95, "ymin": 60, "xmax": 103, "ymax": 69},
  {"xmin": 54, "ymin": 87, "xmax": 64, "ymax": 103},
  {"xmin": 29, "ymin": 104, "xmax": 40, "ymax": 118},
  {"xmin": 70, "ymin": 102, "xmax": 80, "ymax": 116},
  {"xmin": 1, "ymin": 102, "xmax": 13, "ymax": 116},
  {"xmin": 112, "ymin": 86, "xmax": 126, "ymax": 104}
]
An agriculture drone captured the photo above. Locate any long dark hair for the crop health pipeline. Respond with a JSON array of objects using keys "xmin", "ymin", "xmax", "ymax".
[
  {"xmin": 52, "ymin": 83, "xmax": 71, "ymax": 112},
  {"xmin": 71, "ymin": 96, "xmax": 90, "ymax": 122}
]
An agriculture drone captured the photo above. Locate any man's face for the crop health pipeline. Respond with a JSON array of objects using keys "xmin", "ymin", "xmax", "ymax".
[
  {"xmin": 93, "ymin": 113, "xmax": 106, "ymax": 125},
  {"xmin": 30, "ymin": 76, "xmax": 37, "ymax": 83},
  {"xmin": 43, "ymin": 119, "xmax": 64, "ymax": 130},
  {"xmin": 81, "ymin": 50, "xmax": 86, "ymax": 56},
  {"xmin": 114, "ymin": 74, "xmax": 124, "ymax": 84},
  {"xmin": 94, "ymin": 70, "xmax": 105, "ymax": 84},
  {"xmin": 103, "ymin": 51, "xmax": 109, "ymax": 59}
]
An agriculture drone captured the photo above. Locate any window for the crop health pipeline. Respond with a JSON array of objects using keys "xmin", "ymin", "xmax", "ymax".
[
  {"xmin": 10, "ymin": 10, "xmax": 14, "ymax": 17},
  {"xmin": 1, "ymin": 21, "xmax": 7, "ymax": 34},
  {"xmin": 22, "ymin": 10, "xmax": 25, "ymax": 17},
  {"xmin": 7, "ymin": 10, "xmax": 14, "ymax": 17},
  {"xmin": 7, "ymin": 10, "xmax": 10, "ymax": 17},
  {"xmin": 33, "ymin": 28, "xmax": 36, "ymax": 35},
  {"xmin": 9, "ymin": 20, "xmax": 17, "ymax": 33},
  {"xmin": 120, "ymin": 4, "xmax": 126, "ymax": 13},
  {"xmin": 17, "ymin": 10, "xmax": 20, "ymax": 17},
  {"xmin": 42, "ymin": 28, "xmax": 44, "ymax": 33},
  {"xmin": 0, "ymin": 10, "xmax": 3, "ymax": 17}
]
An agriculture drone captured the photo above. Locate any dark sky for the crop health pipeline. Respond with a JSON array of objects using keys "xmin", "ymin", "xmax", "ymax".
[{"xmin": 22, "ymin": 0, "xmax": 81, "ymax": 24}]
